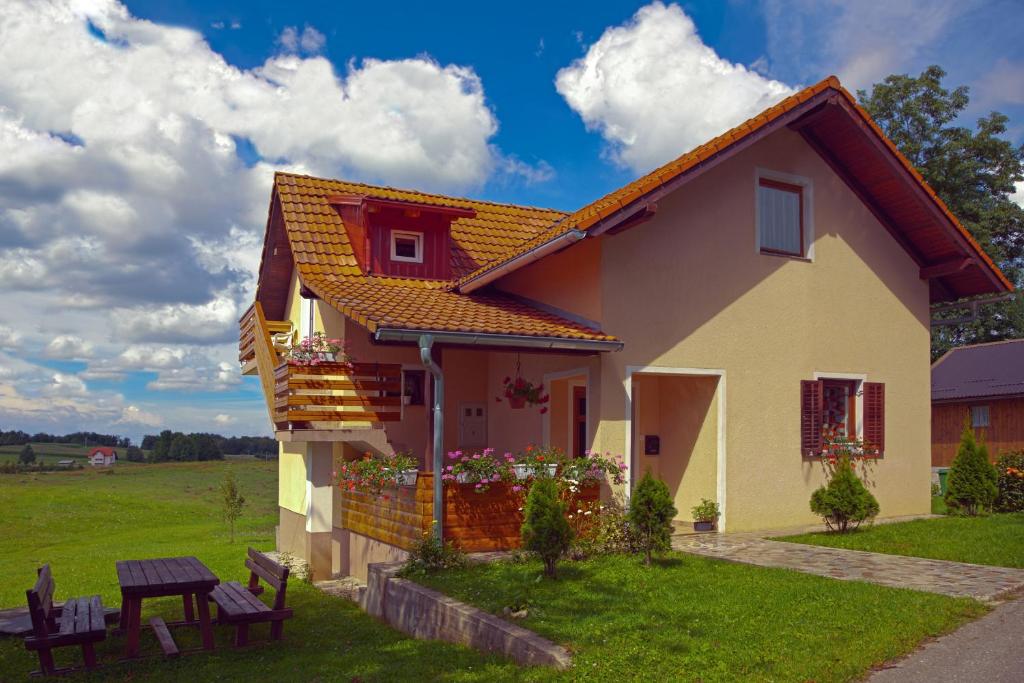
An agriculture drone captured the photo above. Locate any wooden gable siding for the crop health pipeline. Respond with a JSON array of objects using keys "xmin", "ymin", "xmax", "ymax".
[
  {"xmin": 932, "ymin": 397, "xmax": 1024, "ymax": 466},
  {"xmin": 368, "ymin": 207, "xmax": 451, "ymax": 280},
  {"xmin": 256, "ymin": 194, "xmax": 294, "ymax": 321}
]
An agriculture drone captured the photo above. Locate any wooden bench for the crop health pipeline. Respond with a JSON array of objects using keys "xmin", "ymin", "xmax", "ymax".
[
  {"xmin": 24, "ymin": 565, "xmax": 107, "ymax": 676},
  {"xmin": 209, "ymin": 548, "xmax": 293, "ymax": 646}
]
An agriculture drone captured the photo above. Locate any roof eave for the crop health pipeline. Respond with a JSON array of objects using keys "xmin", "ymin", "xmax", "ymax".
[{"xmin": 373, "ymin": 327, "xmax": 622, "ymax": 352}]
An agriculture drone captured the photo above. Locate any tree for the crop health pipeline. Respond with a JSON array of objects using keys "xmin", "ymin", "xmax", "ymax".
[
  {"xmin": 125, "ymin": 446, "xmax": 145, "ymax": 463},
  {"xmin": 220, "ymin": 470, "xmax": 246, "ymax": 543},
  {"xmin": 945, "ymin": 422, "xmax": 998, "ymax": 515},
  {"xmin": 520, "ymin": 477, "xmax": 573, "ymax": 578},
  {"xmin": 627, "ymin": 471, "xmax": 677, "ymax": 565},
  {"xmin": 809, "ymin": 457, "xmax": 880, "ymax": 532},
  {"xmin": 168, "ymin": 434, "xmax": 196, "ymax": 461},
  {"xmin": 18, "ymin": 444, "xmax": 35, "ymax": 465},
  {"xmin": 859, "ymin": 66, "xmax": 1024, "ymax": 359}
]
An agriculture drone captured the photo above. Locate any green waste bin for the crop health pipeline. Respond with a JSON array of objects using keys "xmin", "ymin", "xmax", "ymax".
[{"xmin": 937, "ymin": 468, "xmax": 950, "ymax": 496}]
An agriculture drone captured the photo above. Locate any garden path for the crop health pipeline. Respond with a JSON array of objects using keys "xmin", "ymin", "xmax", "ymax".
[{"xmin": 672, "ymin": 530, "xmax": 1024, "ymax": 602}]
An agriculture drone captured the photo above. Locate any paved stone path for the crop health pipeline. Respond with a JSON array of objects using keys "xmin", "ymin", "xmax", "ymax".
[
  {"xmin": 869, "ymin": 597, "xmax": 1024, "ymax": 682},
  {"xmin": 672, "ymin": 532, "xmax": 1024, "ymax": 602}
]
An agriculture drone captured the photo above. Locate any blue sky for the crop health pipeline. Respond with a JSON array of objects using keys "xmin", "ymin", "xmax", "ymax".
[{"xmin": 0, "ymin": 1, "xmax": 1021, "ymax": 443}]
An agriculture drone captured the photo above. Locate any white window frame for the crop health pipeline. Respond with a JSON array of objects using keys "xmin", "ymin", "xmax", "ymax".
[
  {"xmin": 755, "ymin": 168, "xmax": 814, "ymax": 261},
  {"xmin": 390, "ymin": 230, "xmax": 423, "ymax": 264},
  {"xmin": 971, "ymin": 405, "xmax": 990, "ymax": 428}
]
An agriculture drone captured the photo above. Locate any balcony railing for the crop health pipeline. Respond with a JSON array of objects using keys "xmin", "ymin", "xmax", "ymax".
[
  {"xmin": 239, "ymin": 303, "xmax": 292, "ymax": 374},
  {"xmin": 273, "ymin": 361, "xmax": 403, "ymax": 429}
]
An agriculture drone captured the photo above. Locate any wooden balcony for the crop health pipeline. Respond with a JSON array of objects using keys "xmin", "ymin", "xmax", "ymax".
[
  {"xmin": 239, "ymin": 303, "xmax": 292, "ymax": 376},
  {"xmin": 273, "ymin": 361, "xmax": 403, "ymax": 430}
]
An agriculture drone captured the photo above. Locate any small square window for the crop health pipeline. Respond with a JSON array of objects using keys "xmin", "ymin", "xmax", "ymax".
[
  {"xmin": 758, "ymin": 178, "xmax": 804, "ymax": 257},
  {"xmin": 971, "ymin": 405, "xmax": 989, "ymax": 428},
  {"xmin": 390, "ymin": 230, "xmax": 423, "ymax": 263}
]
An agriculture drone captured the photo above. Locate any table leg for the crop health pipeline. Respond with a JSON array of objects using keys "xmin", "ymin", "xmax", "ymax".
[
  {"xmin": 124, "ymin": 597, "xmax": 142, "ymax": 658},
  {"xmin": 183, "ymin": 593, "xmax": 195, "ymax": 622},
  {"xmin": 196, "ymin": 591, "xmax": 215, "ymax": 650},
  {"xmin": 117, "ymin": 593, "xmax": 127, "ymax": 633}
]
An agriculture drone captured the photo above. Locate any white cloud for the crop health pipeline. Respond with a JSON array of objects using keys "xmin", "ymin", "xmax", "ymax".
[
  {"xmin": 112, "ymin": 295, "xmax": 242, "ymax": 345},
  {"xmin": 214, "ymin": 413, "xmax": 235, "ymax": 425},
  {"xmin": 117, "ymin": 404, "xmax": 162, "ymax": 427},
  {"xmin": 0, "ymin": 325, "xmax": 21, "ymax": 350},
  {"xmin": 278, "ymin": 25, "xmax": 326, "ymax": 55},
  {"xmin": 41, "ymin": 372, "xmax": 88, "ymax": 397},
  {"xmin": 1012, "ymin": 181, "xmax": 1024, "ymax": 210},
  {"xmin": 555, "ymin": 2, "xmax": 794, "ymax": 172},
  {"xmin": 43, "ymin": 334, "xmax": 94, "ymax": 359},
  {"xmin": 145, "ymin": 362, "xmax": 240, "ymax": 393}
]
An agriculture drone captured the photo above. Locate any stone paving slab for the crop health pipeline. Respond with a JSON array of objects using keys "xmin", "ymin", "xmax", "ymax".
[{"xmin": 672, "ymin": 533, "xmax": 1024, "ymax": 602}]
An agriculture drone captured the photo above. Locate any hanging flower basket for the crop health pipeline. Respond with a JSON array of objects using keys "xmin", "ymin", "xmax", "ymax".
[
  {"xmin": 508, "ymin": 395, "xmax": 526, "ymax": 409},
  {"xmin": 497, "ymin": 375, "xmax": 549, "ymax": 412}
]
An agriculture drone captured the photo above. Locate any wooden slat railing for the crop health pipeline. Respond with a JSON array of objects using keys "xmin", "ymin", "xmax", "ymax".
[
  {"xmin": 239, "ymin": 303, "xmax": 291, "ymax": 368},
  {"xmin": 273, "ymin": 361, "xmax": 403, "ymax": 429}
]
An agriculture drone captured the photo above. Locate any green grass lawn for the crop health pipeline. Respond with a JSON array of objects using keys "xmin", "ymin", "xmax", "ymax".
[
  {"xmin": 780, "ymin": 513, "xmax": 1024, "ymax": 568},
  {"xmin": 931, "ymin": 495, "xmax": 947, "ymax": 515},
  {"xmin": 0, "ymin": 461, "xmax": 516, "ymax": 681},
  {"xmin": 0, "ymin": 442, "xmax": 123, "ymax": 466},
  {"xmin": 417, "ymin": 553, "xmax": 986, "ymax": 683}
]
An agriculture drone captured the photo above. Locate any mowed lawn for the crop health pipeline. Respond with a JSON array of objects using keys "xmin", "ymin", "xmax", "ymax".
[
  {"xmin": 780, "ymin": 513, "xmax": 1024, "ymax": 568},
  {"xmin": 0, "ymin": 461, "xmax": 517, "ymax": 682}
]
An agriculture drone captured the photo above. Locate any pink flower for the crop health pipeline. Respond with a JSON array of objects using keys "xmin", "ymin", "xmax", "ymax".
[
  {"xmin": 446, "ymin": 465, "xmax": 454, "ymax": 472},
  {"xmin": 473, "ymin": 453, "xmax": 481, "ymax": 460}
]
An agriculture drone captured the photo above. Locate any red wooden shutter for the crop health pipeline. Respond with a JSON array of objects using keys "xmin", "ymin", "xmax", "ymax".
[
  {"xmin": 863, "ymin": 382, "xmax": 885, "ymax": 454},
  {"xmin": 800, "ymin": 380, "xmax": 823, "ymax": 455}
]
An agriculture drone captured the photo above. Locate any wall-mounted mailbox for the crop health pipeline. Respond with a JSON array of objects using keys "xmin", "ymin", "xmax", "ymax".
[{"xmin": 644, "ymin": 435, "xmax": 660, "ymax": 455}]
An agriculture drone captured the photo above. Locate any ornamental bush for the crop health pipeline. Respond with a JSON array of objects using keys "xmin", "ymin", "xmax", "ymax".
[
  {"xmin": 809, "ymin": 456, "xmax": 879, "ymax": 532},
  {"xmin": 399, "ymin": 522, "xmax": 467, "ymax": 577},
  {"xmin": 628, "ymin": 471, "xmax": 677, "ymax": 565},
  {"xmin": 994, "ymin": 450, "xmax": 1024, "ymax": 512},
  {"xmin": 945, "ymin": 425, "xmax": 998, "ymax": 516},
  {"xmin": 521, "ymin": 476, "xmax": 573, "ymax": 578}
]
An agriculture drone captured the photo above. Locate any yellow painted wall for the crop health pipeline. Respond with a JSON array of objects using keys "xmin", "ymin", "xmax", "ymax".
[
  {"xmin": 590, "ymin": 127, "xmax": 931, "ymax": 531},
  {"xmin": 496, "ymin": 236, "xmax": 603, "ymax": 324},
  {"xmin": 279, "ymin": 441, "xmax": 307, "ymax": 515}
]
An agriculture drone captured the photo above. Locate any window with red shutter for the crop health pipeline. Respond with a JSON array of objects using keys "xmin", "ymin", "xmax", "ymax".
[
  {"xmin": 863, "ymin": 382, "xmax": 885, "ymax": 455},
  {"xmin": 800, "ymin": 380, "xmax": 823, "ymax": 456}
]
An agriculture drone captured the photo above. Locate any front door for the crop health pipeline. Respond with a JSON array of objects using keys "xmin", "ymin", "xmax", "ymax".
[{"xmin": 572, "ymin": 386, "xmax": 586, "ymax": 457}]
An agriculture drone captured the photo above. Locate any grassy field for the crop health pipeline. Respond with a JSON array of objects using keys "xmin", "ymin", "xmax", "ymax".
[
  {"xmin": 780, "ymin": 512, "xmax": 1024, "ymax": 568},
  {"xmin": 0, "ymin": 463, "xmax": 992, "ymax": 681},
  {"xmin": 417, "ymin": 554, "xmax": 986, "ymax": 682},
  {"xmin": 0, "ymin": 442, "xmax": 130, "ymax": 466}
]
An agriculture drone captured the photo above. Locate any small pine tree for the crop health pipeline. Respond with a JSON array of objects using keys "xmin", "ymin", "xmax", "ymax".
[
  {"xmin": 521, "ymin": 477, "xmax": 573, "ymax": 578},
  {"xmin": 810, "ymin": 456, "xmax": 880, "ymax": 532},
  {"xmin": 628, "ymin": 471, "xmax": 677, "ymax": 565},
  {"xmin": 220, "ymin": 470, "xmax": 246, "ymax": 543},
  {"xmin": 18, "ymin": 444, "xmax": 35, "ymax": 465},
  {"xmin": 945, "ymin": 423, "xmax": 998, "ymax": 516}
]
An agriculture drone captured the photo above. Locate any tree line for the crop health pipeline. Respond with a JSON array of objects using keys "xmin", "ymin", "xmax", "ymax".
[
  {"xmin": 141, "ymin": 431, "xmax": 277, "ymax": 461},
  {"xmin": 0, "ymin": 430, "xmax": 131, "ymax": 447}
]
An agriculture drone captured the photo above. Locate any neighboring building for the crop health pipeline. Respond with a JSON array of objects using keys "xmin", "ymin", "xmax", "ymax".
[
  {"xmin": 932, "ymin": 339, "xmax": 1024, "ymax": 466},
  {"xmin": 240, "ymin": 76, "xmax": 1012, "ymax": 580},
  {"xmin": 87, "ymin": 447, "xmax": 117, "ymax": 467},
  {"xmin": 56, "ymin": 459, "xmax": 75, "ymax": 467}
]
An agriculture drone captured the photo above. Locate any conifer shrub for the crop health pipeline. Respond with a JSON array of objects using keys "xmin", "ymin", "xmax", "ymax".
[
  {"xmin": 944, "ymin": 424, "xmax": 998, "ymax": 516},
  {"xmin": 521, "ymin": 476, "xmax": 573, "ymax": 578},
  {"xmin": 809, "ymin": 456, "xmax": 879, "ymax": 532},
  {"xmin": 627, "ymin": 471, "xmax": 677, "ymax": 565}
]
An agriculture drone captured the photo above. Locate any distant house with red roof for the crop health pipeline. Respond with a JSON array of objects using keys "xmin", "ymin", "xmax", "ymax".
[
  {"xmin": 87, "ymin": 446, "xmax": 117, "ymax": 467},
  {"xmin": 932, "ymin": 339, "xmax": 1024, "ymax": 466}
]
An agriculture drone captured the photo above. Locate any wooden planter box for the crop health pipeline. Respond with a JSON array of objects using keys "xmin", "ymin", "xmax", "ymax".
[{"xmin": 339, "ymin": 471, "xmax": 600, "ymax": 553}]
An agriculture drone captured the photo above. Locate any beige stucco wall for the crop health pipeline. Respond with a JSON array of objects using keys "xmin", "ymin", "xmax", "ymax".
[
  {"xmin": 496, "ymin": 236, "xmax": 603, "ymax": 324},
  {"xmin": 279, "ymin": 440, "xmax": 307, "ymax": 515},
  {"xmin": 590, "ymin": 127, "xmax": 931, "ymax": 531}
]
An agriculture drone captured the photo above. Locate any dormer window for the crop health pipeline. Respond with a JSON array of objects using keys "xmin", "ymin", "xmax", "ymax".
[{"xmin": 390, "ymin": 230, "xmax": 423, "ymax": 263}]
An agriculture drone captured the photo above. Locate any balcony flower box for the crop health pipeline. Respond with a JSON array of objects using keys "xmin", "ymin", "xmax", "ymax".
[{"xmin": 394, "ymin": 469, "xmax": 418, "ymax": 487}]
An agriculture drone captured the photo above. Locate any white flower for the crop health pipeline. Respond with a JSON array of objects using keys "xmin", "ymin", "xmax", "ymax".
[{"xmin": 584, "ymin": 510, "xmax": 592, "ymax": 516}]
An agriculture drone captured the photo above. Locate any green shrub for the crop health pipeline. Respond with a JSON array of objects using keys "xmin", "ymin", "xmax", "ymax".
[
  {"xmin": 691, "ymin": 498, "xmax": 720, "ymax": 523},
  {"xmin": 809, "ymin": 456, "xmax": 879, "ymax": 532},
  {"xmin": 521, "ymin": 477, "xmax": 573, "ymax": 578},
  {"xmin": 944, "ymin": 425, "xmax": 998, "ymax": 516},
  {"xmin": 18, "ymin": 444, "xmax": 35, "ymax": 465},
  {"xmin": 628, "ymin": 471, "xmax": 677, "ymax": 565},
  {"xmin": 568, "ymin": 500, "xmax": 641, "ymax": 559},
  {"xmin": 399, "ymin": 522, "xmax": 467, "ymax": 577},
  {"xmin": 994, "ymin": 451, "xmax": 1024, "ymax": 512}
]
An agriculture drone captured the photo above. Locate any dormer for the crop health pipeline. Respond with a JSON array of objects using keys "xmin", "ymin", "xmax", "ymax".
[{"xmin": 328, "ymin": 194, "xmax": 476, "ymax": 280}]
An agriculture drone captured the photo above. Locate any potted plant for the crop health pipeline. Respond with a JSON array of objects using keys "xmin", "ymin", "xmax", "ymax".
[
  {"xmin": 386, "ymin": 451, "xmax": 419, "ymax": 487},
  {"xmin": 559, "ymin": 449, "xmax": 628, "ymax": 492},
  {"xmin": 497, "ymin": 375, "xmax": 550, "ymax": 411},
  {"xmin": 513, "ymin": 445, "xmax": 562, "ymax": 479},
  {"xmin": 337, "ymin": 454, "xmax": 395, "ymax": 496},
  {"xmin": 691, "ymin": 498, "xmax": 720, "ymax": 532},
  {"xmin": 442, "ymin": 448, "xmax": 515, "ymax": 493},
  {"xmin": 285, "ymin": 332, "xmax": 353, "ymax": 367}
]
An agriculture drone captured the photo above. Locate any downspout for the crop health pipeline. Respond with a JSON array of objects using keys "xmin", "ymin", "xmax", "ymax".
[{"xmin": 419, "ymin": 334, "xmax": 444, "ymax": 540}]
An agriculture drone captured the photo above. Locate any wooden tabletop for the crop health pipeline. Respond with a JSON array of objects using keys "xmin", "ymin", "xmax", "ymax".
[{"xmin": 116, "ymin": 557, "xmax": 219, "ymax": 596}]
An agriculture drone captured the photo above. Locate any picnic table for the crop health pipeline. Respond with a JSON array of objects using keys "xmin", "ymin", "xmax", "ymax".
[{"xmin": 115, "ymin": 557, "xmax": 219, "ymax": 658}]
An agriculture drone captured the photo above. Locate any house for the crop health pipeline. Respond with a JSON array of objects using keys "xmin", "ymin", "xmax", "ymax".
[
  {"xmin": 87, "ymin": 447, "xmax": 117, "ymax": 467},
  {"xmin": 932, "ymin": 339, "xmax": 1024, "ymax": 466},
  {"xmin": 240, "ymin": 75, "xmax": 1012, "ymax": 580}
]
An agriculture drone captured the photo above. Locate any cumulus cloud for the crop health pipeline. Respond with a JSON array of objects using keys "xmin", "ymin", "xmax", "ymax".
[
  {"xmin": 214, "ymin": 413, "xmax": 235, "ymax": 425},
  {"xmin": 43, "ymin": 334, "xmax": 94, "ymax": 359},
  {"xmin": 278, "ymin": 25, "xmax": 326, "ymax": 55},
  {"xmin": 82, "ymin": 344, "xmax": 242, "ymax": 392},
  {"xmin": 0, "ymin": 325, "xmax": 20, "ymax": 351},
  {"xmin": 117, "ymin": 404, "xmax": 163, "ymax": 427},
  {"xmin": 555, "ymin": 2, "xmax": 794, "ymax": 172},
  {"xmin": 1012, "ymin": 181, "xmax": 1024, "ymax": 210}
]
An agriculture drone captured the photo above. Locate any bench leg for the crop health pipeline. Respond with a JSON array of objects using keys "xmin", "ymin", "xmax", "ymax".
[
  {"xmin": 235, "ymin": 624, "xmax": 249, "ymax": 647},
  {"xmin": 270, "ymin": 619, "xmax": 284, "ymax": 641},
  {"xmin": 82, "ymin": 641, "xmax": 98, "ymax": 669},
  {"xmin": 182, "ymin": 593, "xmax": 195, "ymax": 622},
  {"xmin": 36, "ymin": 647, "xmax": 56, "ymax": 676}
]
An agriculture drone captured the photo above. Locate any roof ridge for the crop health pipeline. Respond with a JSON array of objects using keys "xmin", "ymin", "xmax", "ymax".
[{"xmin": 273, "ymin": 171, "xmax": 568, "ymax": 216}]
